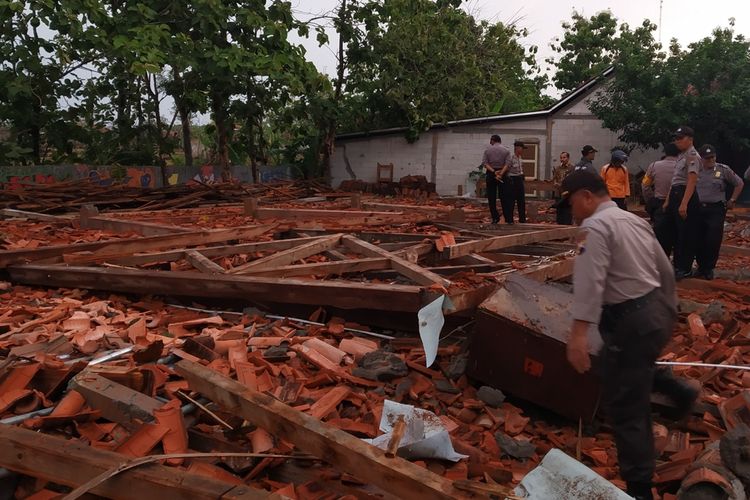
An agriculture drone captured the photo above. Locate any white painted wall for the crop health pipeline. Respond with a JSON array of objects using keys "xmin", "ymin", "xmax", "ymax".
[{"xmin": 332, "ymin": 82, "xmax": 662, "ymax": 195}]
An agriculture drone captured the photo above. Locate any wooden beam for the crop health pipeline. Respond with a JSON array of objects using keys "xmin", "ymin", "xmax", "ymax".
[
  {"xmin": 62, "ymin": 225, "xmax": 277, "ymax": 265},
  {"xmin": 185, "ymin": 250, "xmax": 226, "ymax": 274},
  {"xmin": 241, "ymin": 257, "xmax": 390, "ymax": 278},
  {"xmin": 443, "ymin": 227, "xmax": 579, "ymax": 260},
  {"xmin": 106, "ymin": 236, "xmax": 327, "ymax": 267},
  {"xmin": 0, "ymin": 208, "xmax": 72, "ymax": 222},
  {"xmin": 342, "ymin": 235, "xmax": 451, "ymax": 287},
  {"xmin": 255, "ymin": 207, "xmax": 404, "ymax": 220},
  {"xmin": 8, "ymin": 265, "xmax": 428, "ymax": 312},
  {"xmin": 174, "ymin": 361, "xmax": 461, "ymax": 500},
  {"xmin": 519, "ymin": 257, "xmax": 575, "ymax": 282},
  {"xmin": 82, "ymin": 216, "xmax": 191, "ymax": 236},
  {"xmin": 721, "ymin": 244, "xmax": 750, "ymax": 257},
  {"xmin": 0, "ymin": 424, "xmax": 271, "ymax": 499},
  {"xmin": 229, "ymin": 234, "xmax": 344, "ymax": 275},
  {"xmin": 0, "ymin": 225, "xmax": 276, "ymax": 268}
]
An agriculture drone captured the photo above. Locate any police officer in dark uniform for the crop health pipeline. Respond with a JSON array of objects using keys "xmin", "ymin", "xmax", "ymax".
[
  {"xmin": 561, "ymin": 171, "xmax": 699, "ymax": 500},
  {"xmin": 694, "ymin": 144, "xmax": 744, "ymax": 279},
  {"xmin": 666, "ymin": 126, "xmax": 701, "ymax": 280}
]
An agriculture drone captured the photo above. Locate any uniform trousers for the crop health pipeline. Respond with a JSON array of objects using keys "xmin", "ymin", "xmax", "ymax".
[
  {"xmin": 666, "ymin": 186, "xmax": 700, "ymax": 273},
  {"xmin": 501, "ymin": 175, "xmax": 526, "ymax": 223},
  {"xmin": 599, "ymin": 287, "xmax": 679, "ymax": 488},
  {"xmin": 612, "ymin": 198, "xmax": 627, "ymax": 211},
  {"xmin": 649, "ymin": 198, "xmax": 674, "ymax": 258},
  {"xmin": 695, "ymin": 202, "xmax": 726, "ymax": 273},
  {"xmin": 555, "ymin": 200, "xmax": 573, "ymax": 225},
  {"xmin": 485, "ymin": 173, "xmax": 505, "ymax": 222}
]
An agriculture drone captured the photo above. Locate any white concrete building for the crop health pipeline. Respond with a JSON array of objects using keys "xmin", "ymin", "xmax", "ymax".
[{"xmin": 331, "ymin": 70, "xmax": 662, "ymax": 196}]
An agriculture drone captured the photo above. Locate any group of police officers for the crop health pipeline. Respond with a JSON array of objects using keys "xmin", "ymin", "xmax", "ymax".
[{"xmin": 481, "ymin": 127, "xmax": 746, "ymax": 499}]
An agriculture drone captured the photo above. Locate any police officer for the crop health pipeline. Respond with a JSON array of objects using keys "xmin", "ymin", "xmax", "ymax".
[
  {"xmin": 481, "ymin": 134, "xmax": 512, "ymax": 224},
  {"xmin": 574, "ymin": 145, "xmax": 598, "ymax": 175},
  {"xmin": 666, "ymin": 126, "xmax": 701, "ymax": 280},
  {"xmin": 694, "ymin": 144, "xmax": 744, "ymax": 279},
  {"xmin": 561, "ymin": 171, "xmax": 699, "ymax": 500},
  {"xmin": 501, "ymin": 141, "xmax": 527, "ymax": 224},
  {"xmin": 643, "ymin": 143, "xmax": 679, "ymax": 257}
]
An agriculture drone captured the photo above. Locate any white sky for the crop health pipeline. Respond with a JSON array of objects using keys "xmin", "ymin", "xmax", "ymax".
[{"xmin": 289, "ymin": 0, "xmax": 750, "ymax": 97}]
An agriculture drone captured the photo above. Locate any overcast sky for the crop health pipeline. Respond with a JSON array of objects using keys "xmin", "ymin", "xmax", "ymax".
[{"xmin": 289, "ymin": 0, "xmax": 750, "ymax": 95}]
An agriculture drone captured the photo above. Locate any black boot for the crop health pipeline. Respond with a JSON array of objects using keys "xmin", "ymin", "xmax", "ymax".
[
  {"xmin": 653, "ymin": 368, "xmax": 700, "ymax": 419},
  {"xmin": 626, "ymin": 481, "xmax": 654, "ymax": 500}
]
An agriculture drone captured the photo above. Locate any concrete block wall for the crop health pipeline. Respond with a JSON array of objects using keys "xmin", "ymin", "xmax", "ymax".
[{"xmin": 332, "ymin": 117, "xmax": 550, "ymax": 196}]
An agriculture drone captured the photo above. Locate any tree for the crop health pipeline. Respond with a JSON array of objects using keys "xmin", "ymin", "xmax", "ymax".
[
  {"xmin": 547, "ymin": 10, "xmax": 618, "ymax": 92},
  {"xmin": 589, "ymin": 22, "xmax": 750, "ymax": 168},
  {"xmin": 340, "ymin": 0, "xmax": 549, "ymax": 139}
]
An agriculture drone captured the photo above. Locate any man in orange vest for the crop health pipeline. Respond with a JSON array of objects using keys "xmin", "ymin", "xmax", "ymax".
[{"xmin": 600, "ymin": 150, "xmax": 630, "ymax": 210}]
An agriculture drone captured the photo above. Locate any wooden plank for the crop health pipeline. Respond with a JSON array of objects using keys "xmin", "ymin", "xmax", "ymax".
[
  {"xmin": 0, "ymin": 224, "xmax": 276, "ymax": 268},
  {"xmin": 106, "ymin": 236, "xmax": 327, "ymax": 267},
  {"xmin": 242, "ymin": 257, "xmax": 390, "ymax": 278},
  {"xmin": 255, "ymin": 207, "xmax": 404, "ymax": 220},
  {"xmin": 174, "ymin": 360, "xmax": 461, "ymax": 500},
  {"xmin": 342, "ymin": 235, "xmax": 451, "ymax": 287},
  {"xmin": 62, "ymin": 225, "xmax": 277, "ymax": 265},
  {"xmin": 82, "ymin": 216, "xmax": 191, "ymax": 236},
  {"xmin": 443, "ymin": 227, "xmax": 579, "ymax": 260},
  {"xmin": 229, "ymin": 234, "xmax": 343, "ymax": 275},
  {"xmin": 8, "ymin": 265, "xmax": 427, "ymax": 312},
  {"xmin": 0, "ymin": 424, "xmax": 271, "ymax": 499},
  {"xmin": 186, "ymin": 250, "xmax": 226, "ymax": 274},
  {"xmin": 0, "ymin": 208, "xmax": 73, "ymax": 222},
  {"xmin": 721, "ymin": 244, "xmax": 750, "ymax": 257},
  {"xmin": 519, "ymin": 257, "xmax": 575, "ymax": 282}
]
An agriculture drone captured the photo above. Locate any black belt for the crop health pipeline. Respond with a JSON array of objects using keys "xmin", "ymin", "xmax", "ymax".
[
  {"xmin": 601, "ymin": 288, "xmax": 658, "ymax": 318},
  {"xmin": 700, "ymin": 201, "xmax": 725, "ymax": 208}
]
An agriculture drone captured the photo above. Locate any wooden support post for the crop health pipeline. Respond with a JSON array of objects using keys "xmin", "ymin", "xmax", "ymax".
[
  {"xmin": 228, "ymin": 234, "xmax": 344, "ymax": 275},
  {"xmin": 457, "ymin": 185, "xmax": 463, "ymax": 196},
  {"xmin": 342, "ymin": 235, "xmax": 450, "ymax": 287},
  {"xmin": 186, "ymin": 250, "xmax": 226, "ymax": 274},
  {"xmin": 0, "ymin": 425, "xmax": 271, "ymax": 499},
  {"xmin": 243, "ymin": 198, "xmax": 259, "ymax": 217},
  {"xmin": 351, "ymin": 193, "xmax": 361, "ymax": 209},
  {"xmin": 79, "ymin": 204, "xmax": 99, "ymax": 226},
  {"xmin": 175, "ymin": 360, "xmax": 461, "ymax": 500}
]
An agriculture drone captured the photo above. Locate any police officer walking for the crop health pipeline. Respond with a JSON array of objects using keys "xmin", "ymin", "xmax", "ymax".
[
  {"xmin": 666, "ymin": 126, "xmax": 701, "ymax": 280},
  {"xmin": 501, "ymin": 141, "xmax": 528, "ymax": 224},
  {"xmin": 574, "ymin": 145, "xmax": 598, "ymax": 175},
  {"xmin": 561, "ymin": 171, "xmax": 699, "ymax": 500},
  {"xmin": 642, "ymin": 143, "xmax": 679, "ymax": 256},
  {"xmin": 481, "ymin": 134, "xmax": 511, "ymax": 224},
  {"xmin": 694, "ymin": 145, "xmax": 744, "ymax": 279}
]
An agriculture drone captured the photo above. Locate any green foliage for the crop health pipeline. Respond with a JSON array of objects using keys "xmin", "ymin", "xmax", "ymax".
[
  {"xmin": 547, "ymin": 10, "xmax": 619, "ymax": 92},
  {"xmin": 339, "ymin": 0, "xmax": 549, "ymax": 138},
  {"xmin": 588, "ymin": 22, "xmax": 750, "ymax": 166}
]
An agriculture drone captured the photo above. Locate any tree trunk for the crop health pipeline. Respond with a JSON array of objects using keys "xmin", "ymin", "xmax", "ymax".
[
  {"xmin": 180, "ymin": 108, "xmax": 193, "ymax": 167},
  {"xmin": 321, "ymin": 0, "xmax": 348, "ymax": 185},
  {"xmin": 211, "ymin": 92, "xmax": 229, "ymax": 169}
]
